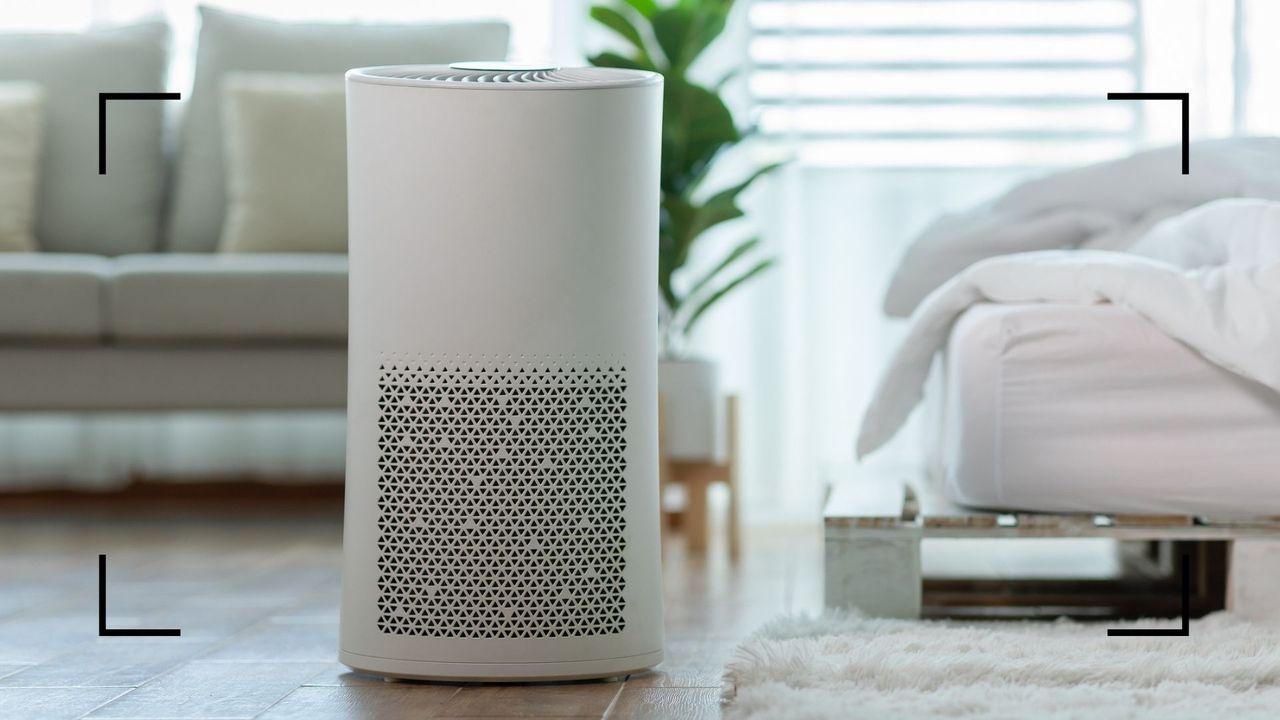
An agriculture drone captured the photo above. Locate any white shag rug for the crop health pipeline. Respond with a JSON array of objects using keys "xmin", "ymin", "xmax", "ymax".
[{"xmin": 723, "ymin": 611, "xmax": 1280, "ymax": 719}]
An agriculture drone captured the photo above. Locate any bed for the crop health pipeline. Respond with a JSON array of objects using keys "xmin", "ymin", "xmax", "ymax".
[{"xmin": 928, "ymin": 302, "xmax": 1280, "ymax": 517}]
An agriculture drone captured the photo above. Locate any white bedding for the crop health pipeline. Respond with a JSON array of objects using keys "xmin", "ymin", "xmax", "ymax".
[
  {"xmin": 933, "ymin": 303, "xmax": 1280, "ymax": 516},
  {"xmin": 884, "ymin": 138, "xmax": 1280, "ymax": 317},
  {"xmin": 859, "ymin": 197, "xmax": 1280, "ymax": 461}
]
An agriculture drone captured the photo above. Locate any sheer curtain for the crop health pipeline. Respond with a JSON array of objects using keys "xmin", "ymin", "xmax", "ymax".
[
  {"xmin": 0, "ymin": 413, "xmax": 347, "ymax": 490},
  {"xmin": 690, "ymin": 166, "xmax": 1038, "ymax": 523}
]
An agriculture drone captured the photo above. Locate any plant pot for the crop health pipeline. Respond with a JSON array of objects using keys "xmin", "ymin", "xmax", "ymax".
[{"xmin": 659, "ymin": 357, "xmax": 723, "ymax": 462}]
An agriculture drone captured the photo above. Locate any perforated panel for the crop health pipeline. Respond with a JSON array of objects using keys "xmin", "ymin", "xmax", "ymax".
[
  {"xmin": 375, "ymin": 361, "xmax": 628, "ymax": 639},
  {"xmin": 354, "ymin": 65, "xmax": 656, "ymax": 89}
]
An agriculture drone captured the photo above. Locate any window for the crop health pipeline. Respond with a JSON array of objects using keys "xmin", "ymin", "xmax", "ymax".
[{"xmin": 747, "ymin": 0, "xmax": 1250, "ymax": 167}]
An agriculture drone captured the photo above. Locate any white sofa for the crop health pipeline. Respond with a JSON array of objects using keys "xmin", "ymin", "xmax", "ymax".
[{"xmin": 0, "ymin": 9, "xmax": 508, "ymax": 414}]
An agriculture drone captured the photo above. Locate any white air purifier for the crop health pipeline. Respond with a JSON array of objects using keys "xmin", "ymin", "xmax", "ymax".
[{"xmin": 339, "ymin": 63, "xmax": 664, "ymax": 682}]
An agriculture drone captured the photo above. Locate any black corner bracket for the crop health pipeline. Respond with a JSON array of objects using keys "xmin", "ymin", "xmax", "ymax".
[
  {"xmin": 98, "ymin": 92, "xmax": 181, "ymax": 175},
  {"xmin": 1106, "ymin": 92, "xmax": 1190, "ymax": 174},
  {"xmin": 98, "ymin": 554, "xmax": 181, "ymax": 637},
  {"xmin": 1107, "ymin": 553, "xmax": 1191, "ymax": 637}
]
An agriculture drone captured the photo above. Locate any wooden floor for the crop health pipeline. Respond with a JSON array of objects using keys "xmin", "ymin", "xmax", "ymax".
[{"xmin": 0, "ymin": 514, "xmax": 824, "ymax": 719}]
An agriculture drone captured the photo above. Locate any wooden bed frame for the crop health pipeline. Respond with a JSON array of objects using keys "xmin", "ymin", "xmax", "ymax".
[{"xmin": 824, "ymin": 473, "xmax": 1280, "ymax": 621}]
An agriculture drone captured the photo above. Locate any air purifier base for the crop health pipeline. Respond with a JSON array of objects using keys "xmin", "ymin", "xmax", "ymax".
[{"xmin": 339, "ymin": 648, "xmax": 664, "ymax": 683}]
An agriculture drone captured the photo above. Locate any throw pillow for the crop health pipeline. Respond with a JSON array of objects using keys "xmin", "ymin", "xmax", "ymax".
[
  {"xmin": 219, "ymin": 73, "xmax": 346, "ymax": 253},
  {"xmin": 0, "ymin": 22, "xmax": 168, "ymax": 255},
  {"xmin": 0, "ymin": 82, "xmax": 43, "ymax": 252},
  {"xmin": 168, "ymin": 5, "xmax": 509, "ymax": 252}
]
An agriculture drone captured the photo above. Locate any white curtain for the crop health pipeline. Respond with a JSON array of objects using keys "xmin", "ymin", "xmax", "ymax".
[
  {"xmin": 689, "ymin": 167, "xmax": 1036, "ymax": 523},
  {"xmin": 0, "ymin": 413, "xmax": 346, "ymax": 490}
]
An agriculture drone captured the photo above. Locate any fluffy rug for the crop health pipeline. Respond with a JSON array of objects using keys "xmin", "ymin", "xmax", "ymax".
[{"xmin": 723, "ymin": 611, "xmax": 1280, "ymax": 719}]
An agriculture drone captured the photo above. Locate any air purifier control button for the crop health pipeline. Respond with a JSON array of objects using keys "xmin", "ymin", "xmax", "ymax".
[{"xmin": 449, "ymin": 61, "xmax": 559, "ymax": 72}]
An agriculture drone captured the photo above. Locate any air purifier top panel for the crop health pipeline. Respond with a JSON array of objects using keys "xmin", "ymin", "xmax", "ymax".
[
  {"xmin": 347, "ymin": 64, "xmax": 661, "ymax": 91},
  {"xmin": 448, "ymin": 61, "xmax": 558, "ymax": 72}
]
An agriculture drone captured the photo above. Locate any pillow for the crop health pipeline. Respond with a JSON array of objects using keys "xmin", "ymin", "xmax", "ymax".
[
  {"xmin": 219, "ymin": 74, "xmax": 346, "ymax": 253},
  {"xmin": 168, "ymin": 6, "xmax": 509, "ymax": 252},
  {"xmin": 0, "ymin": 22, "xmax": 168, "ymax": 255},
  {"xmin": 0, "ymin": 82, "xmax": 43, "ymax": 252}
]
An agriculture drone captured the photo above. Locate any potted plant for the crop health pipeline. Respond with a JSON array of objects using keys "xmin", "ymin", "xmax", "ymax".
[{"xmin": 589, "ymin": 0, "xmax": 779, "ymax": 460}]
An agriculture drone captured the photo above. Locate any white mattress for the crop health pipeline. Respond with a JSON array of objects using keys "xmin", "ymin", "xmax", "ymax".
[{"xmin": 932, "ymin": 303, "xmax": 1280, "ymax": 516}]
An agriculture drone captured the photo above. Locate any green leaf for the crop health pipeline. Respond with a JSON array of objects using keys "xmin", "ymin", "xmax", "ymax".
[
  {"xmin": 660, "ymin": 193, "xmax": 697, "ymax": 309},
  {"xmin": 680, "ymin": 0, "xmax": 739, "ymax": 10},
  {"xmin": 662, "ymin": 78, "xmax": 739, "ymax": 195},
  {"xmin": 689, "ymin": 162, "xmax": 781, "ymax": 240},
  {"xmin": 651, "ymin": 5, "xmax": 728, "ymax": 72},
  {"xmin": 714, "ymin": 67, "xmax": 740, "ymax": 90},
  {"xmin": 659, "ymin": 248, "xmax": 680, "ymax": 312},
  {"xmin": 590, "ymin": 6, "xmax": 652, "ymax": 63},
  {"xmin": 622, "ymin": 0, "xmax": 659, "ymax": 18},
  {"xmin": 684, "ymin": 236, "xmax": 762, "ymax": 301},
  {"xmin": 681, "ymin": 258, "xmax": 776, "ymax": 336},
  {"xmin": 586, "ymin": 0, "xmax": 757, "ymax": 333},
  {"xmin": 587, "ymin": 51, "xmax": 653, "ymax": 72}
]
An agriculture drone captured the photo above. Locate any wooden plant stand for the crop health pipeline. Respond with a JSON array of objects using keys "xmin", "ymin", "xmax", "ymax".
[
  {"xmin": 658, "ymin": 395, "xmax": 740, "ymax": 558},
  {"xmin": 824, "ymin": 472, "xmax": 1280, "ymax": 620}
]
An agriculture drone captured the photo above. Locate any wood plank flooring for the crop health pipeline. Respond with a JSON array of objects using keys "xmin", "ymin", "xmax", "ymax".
[{"xmin": 0, "ymin": 515, "xmax": 824, "ymax": 719}]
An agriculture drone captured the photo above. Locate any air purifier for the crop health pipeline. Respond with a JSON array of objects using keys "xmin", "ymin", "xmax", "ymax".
[{"xmin": 339, "ymin": 62, "xmax": 664, "ymax": 681}]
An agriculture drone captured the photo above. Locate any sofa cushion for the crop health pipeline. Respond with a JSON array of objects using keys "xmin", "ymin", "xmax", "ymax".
[
  {"xmin": 0, "ymin": 82, "xmax": 44, "ymax": 252},
  {"xmin": 0, "ymin": 23, "xmax": 168, "ymax": 254},
  {"xmin": 0, "ymin": 346, "xmax": 346, "ymax": 410},
  {"xmin": 108, "ymin": 254, "xmax": 347, "ymax": 341},
  {"xmin": 220, "ymin": 73, "xmax": 348, "ymax": 253},
  {"xmin": 167, "ymin": 6, "xmax": 509, "ymax": 252},
  {"xmin": 0, "ymin": 254, "xmax": 108, "ymax": 339}
]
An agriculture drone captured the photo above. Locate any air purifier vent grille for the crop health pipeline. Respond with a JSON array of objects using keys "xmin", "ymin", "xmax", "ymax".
[
  {"xmin": 352, "ymin": 65, "xmax": 657, "ymax": 89},
  {"xmin": 375, "ymin": 361, "xmax": 628, "ymax": 639}
]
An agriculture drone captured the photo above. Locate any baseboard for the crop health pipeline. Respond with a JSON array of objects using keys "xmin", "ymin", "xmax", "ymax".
[{"xmin": 0, "ymin": 478, "xmax": 344, "ymax": 517}]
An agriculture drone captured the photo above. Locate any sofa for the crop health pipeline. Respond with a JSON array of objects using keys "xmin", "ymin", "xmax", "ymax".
[
  {"xmin": 0, "ymin": 9, "xmax": 509, "ymax": 416},
  {"xmin": 0, "ymin": 253, "xmax": 350, "ymax": 410}
]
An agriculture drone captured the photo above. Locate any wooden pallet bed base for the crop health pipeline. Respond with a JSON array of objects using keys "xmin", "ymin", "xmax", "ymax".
[
  {"xmin": 824, "ymin": 474, "xmax": 1280, "ymax": 621},
  {"xmin": 920, "ymin": 540, "xmax": 1229, "ymax": 619}
]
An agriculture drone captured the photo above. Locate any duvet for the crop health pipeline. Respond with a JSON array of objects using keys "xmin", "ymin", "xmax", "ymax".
[{"xmin": 857, "ymin": 197, "xmax": 1280, "ymax": 457}]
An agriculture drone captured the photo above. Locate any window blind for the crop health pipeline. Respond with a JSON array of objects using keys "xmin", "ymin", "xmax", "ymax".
[{"xmin": 749, "ymin": 0, "xmax": 1146, "ymax": 166}]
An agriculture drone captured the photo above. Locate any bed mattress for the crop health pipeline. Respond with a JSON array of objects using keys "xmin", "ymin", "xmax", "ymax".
[{"xmin": 932, "ymin": 303, "xmax": 1280, "ymax": 517}]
